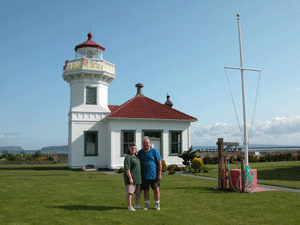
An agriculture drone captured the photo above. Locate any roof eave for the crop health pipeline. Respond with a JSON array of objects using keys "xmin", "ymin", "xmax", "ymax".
[{"xmin": 103, "ymin": 117, "xmax": 197, "ymax": 122}]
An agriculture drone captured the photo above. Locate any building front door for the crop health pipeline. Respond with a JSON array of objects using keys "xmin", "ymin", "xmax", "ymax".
[
  {"xmin": 150, "ymin": 138, "xmax": 161, "ymax": 151},
  {"xmin": 143, "ymin": 130, "xmax": 163, "ymax": 158}
]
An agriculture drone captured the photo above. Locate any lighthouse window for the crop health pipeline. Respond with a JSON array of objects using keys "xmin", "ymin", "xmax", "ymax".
[
  {"xmin": 84, "ymin": 131, "xmax": 98, "ymax": 156},
  {"xmin": 86, "ymin": 87, "xmax": 97, "ymax": 105},
  {"xmin": 170, "ymin": 131, "xmax": 182, "ymax": 155}
]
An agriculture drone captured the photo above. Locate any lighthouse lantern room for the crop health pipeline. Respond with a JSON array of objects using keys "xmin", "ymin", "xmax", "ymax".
[{"xmin": 74, "ymin": 32, "xmax": 104, "ymax": 60}]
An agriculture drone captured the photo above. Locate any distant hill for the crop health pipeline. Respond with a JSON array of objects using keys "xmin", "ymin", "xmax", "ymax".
[
  {"xmin": 40, "ymin": 145, "xmax": 68, "ymax": 154},
  {"xmin": 0, "ymin": 146, "xmax": 24, "ymax": 153},
  {"xmin": 0, "ymin": 145, "xmax": 68, "ymax": 154}
]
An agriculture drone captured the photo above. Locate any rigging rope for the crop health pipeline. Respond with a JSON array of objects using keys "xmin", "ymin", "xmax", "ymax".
[
  {"xmin": 248, "ymin": 71, "xmax": 261, "ymax": 142},
  {"xmin": 224, "ymin": 68, "xmax": 244, "ymax": 143},
  {"xmin": 224, "ymin": 68, "xmax": 262, "ymax": 145}
]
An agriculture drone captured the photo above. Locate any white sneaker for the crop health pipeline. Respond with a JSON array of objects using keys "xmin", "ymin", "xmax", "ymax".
[
  {"xmin": 134, "ymin": 205, "xmax": 144, "ymax": 209},
  {"xmin": 155, "ymin": 203, "xmax": 160, "ymax": 210},
  {"xmin": 143, "ymin": 202, "xmax": 150, "ymax": 210},
  {"xmin": 128, "ymin": 206, "xmax": 136, "ymax": 211}
]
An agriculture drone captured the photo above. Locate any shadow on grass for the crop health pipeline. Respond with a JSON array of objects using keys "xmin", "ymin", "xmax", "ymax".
[
  {"xmin": 51, "ymin": 205, "xmax": 126, "ymax": 211},
  {"xmin": 161, "ymin": 186, "xmax": 229, "ymax": 193},
  {"xmin": 258, "ymin": 166, "xmax": 300, "ymax": 181},
  {"xmin": 0, "ymin": 166, "xmax": 69, "ymax": 171}
]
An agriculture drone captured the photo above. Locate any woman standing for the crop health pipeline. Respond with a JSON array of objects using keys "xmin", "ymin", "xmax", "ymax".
[{"xmin": 124, "ymin": 143, "xmax": 143, "ymax": 211}]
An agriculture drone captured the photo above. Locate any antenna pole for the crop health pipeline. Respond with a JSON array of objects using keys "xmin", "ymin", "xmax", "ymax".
[{"xmin": 237, "ymin": 14, "xmax": 249, "ymax": 166}]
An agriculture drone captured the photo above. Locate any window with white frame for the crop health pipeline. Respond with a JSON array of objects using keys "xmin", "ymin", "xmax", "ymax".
[
  {"xmin": 86, "ymin": 87, "xmax": 97, "ymax": 105},
  {"xmin": 121, "ymin": 130, "xmax": 135, "ymax": 156},
  {"xmin": 170, "ymin": 131, "xmax": 182, "ymax": 155},
  {"xmin": 84, "ymin": 131, "xmax": 98, "ymax": 156}
]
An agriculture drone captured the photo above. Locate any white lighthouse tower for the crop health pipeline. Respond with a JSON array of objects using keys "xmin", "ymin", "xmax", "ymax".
[{"xmin": 62, "ymin": 33, "xmax": 116, "ymax": 168}]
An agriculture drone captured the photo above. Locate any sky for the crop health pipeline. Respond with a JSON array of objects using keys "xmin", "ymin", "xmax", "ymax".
[{"xmin": 1, "ymin": 0, "xmax": 300, "ymax": 150}]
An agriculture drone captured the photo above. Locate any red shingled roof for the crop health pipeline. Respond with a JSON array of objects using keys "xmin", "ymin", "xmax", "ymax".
[
  {"xmin": 108, "ymin": 105, "xmax": 121, "ymax": 113},
  {"xmin": 75, "ymin": 33, "xmax": 105, "ymax": 51},
  {"xmin": 106, "ymin": 95, "xmax": 197, "ymax": 121}
]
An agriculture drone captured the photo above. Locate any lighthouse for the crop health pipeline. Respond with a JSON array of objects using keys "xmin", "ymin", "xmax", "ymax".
[
  {"xmin": 62, "ymin": 33, "xmax": 197, "ymax": 170},
  {"xmin": 62, "ymin": 33, "xmax": 116, "ymax": 168}
]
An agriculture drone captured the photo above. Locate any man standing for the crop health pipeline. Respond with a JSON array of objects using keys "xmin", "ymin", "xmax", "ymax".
[{"xmin": 138, "ymin": 138, "xmax": 162, "ymax": 210}]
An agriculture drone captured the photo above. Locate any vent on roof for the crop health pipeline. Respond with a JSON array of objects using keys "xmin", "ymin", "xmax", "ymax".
[
  {"xmin": 165, "ymin": 94, "xmax": 173, "ymax": 108},
  {"xmin": 135, "ymin": 83, "xmax": 144, "ymax": 96}
]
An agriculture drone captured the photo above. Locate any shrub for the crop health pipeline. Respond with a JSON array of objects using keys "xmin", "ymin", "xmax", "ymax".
[
  {"xmin": 186, "ymin": 167, "xmax": 196, "ymax": 173},
  {"xmin": 168, "ymin": 169, "xmax": 176, "ymax": 175},
  {"xmin": 47, "ymin": 154, "xmax": 55, "ymax": 161},
  {"xmin": 181, "ymin": 167, "xmax": 187, "ymax": 172},
  {"xmin": 203, "ymin": 156, "xmax": 219, "ymax": 164},
  {"xmin": 167, "ymin": 164, "xmax": 177, "ymax": 171},
  {"xmin": 178, "ymin": 146, "xmax": 197, "ymax": 167},
  {"xmin": 286, "ymin": 153, "xmax": 293, "ymax": 161},
  {"xmin": 49, "ymin": 153, "xmax": 59, "ymax": 162},
  {"xmin": 249, "ymin": 155, "xmax": 259, "ymax": 163},
  {"xmin": 7, "ymin": 154, "xmax": 23, "ymax": 161},
  {"xmin": 24, "ymin": 154, "xmax": 34, "ymax": 161},
  {"xmin": 167, "ymin": 164, "xmax": 180, "ymax": 175},
  {"xmin": 191, "ymin": 157, "xmax": 204, "ymax": 172},
  {"xmin": 117, "ymin": 167, "xmax": 125, "ymax": 173},
  {"xmin": 259, "ymin": 156, "xmax": 266, "ymax": 162},
  {"xmin": 1, "ymin": 151, "xmax": 8, "ymax": 160},
  {"xmin": 203, "ymin": 167, "xmax": 210, "ymax": 173},
  {"xmin": 175, "ymin": 167, "xmax": 182, "ymax": 171},
  {"xmin": 203, "ymin": 156, "xmax": 211, "ymax": 164},
  {"xmin": 32, "ymin": 150, "xmax": 43, "ymax": 159},
  {"xmin": 161, "ymin": 159, "xmax": 167, "ymax": 172},
  {"xmin": 0, "ymin": 153, "xmax": 5, "ymax": 160}
]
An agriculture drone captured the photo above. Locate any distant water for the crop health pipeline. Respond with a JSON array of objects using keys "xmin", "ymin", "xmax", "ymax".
[{"xmin": 193, "ymin": 145, "xmax": 300, "ymax": 152}]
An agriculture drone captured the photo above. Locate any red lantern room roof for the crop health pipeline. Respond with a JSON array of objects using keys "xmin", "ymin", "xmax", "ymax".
[{"xmin": 74, "ymin": 33, "xmax": 105, "ymax": 52}]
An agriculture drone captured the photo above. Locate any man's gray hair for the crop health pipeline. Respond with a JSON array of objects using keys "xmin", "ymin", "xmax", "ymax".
[{"xmin": 143, "ymin": 137, "xmax": 150, "ymax": 142}]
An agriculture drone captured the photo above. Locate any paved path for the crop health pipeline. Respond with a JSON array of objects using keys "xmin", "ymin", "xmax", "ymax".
[{"xmin": 177, "ymin": 173, "xmax": 300, "ymax": 193}]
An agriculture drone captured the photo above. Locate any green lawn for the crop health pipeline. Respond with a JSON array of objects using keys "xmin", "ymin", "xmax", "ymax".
[
  {"xmin": 196, "ymin": 161, "xmax": 300, "ymax": 189},
  {"xmin": 0, "ymin": 164, "xmax": 299, "ymax": 225}
]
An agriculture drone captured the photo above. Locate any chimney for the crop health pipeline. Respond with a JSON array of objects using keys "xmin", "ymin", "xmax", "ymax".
[
  {"xmin": 165, "ymin": 94, "xmax": 173, "ymax": 107},
  {"xmin": 135, "ymin": 82, "xmax": 144, "ymax": 96}
]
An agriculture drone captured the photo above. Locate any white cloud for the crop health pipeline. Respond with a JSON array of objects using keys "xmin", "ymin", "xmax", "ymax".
[
  {"xmin": 0, "ymin": 131, "xmax": 17, "ymax": 140},
  {"xmin": 192, "ymin": 116, "xmax": 300, "ymax": 146}
]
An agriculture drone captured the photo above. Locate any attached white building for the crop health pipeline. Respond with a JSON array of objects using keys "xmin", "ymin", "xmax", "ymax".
[{"xmin": 63, "ymin": 33, "xmax": 197, "ymax": 169}]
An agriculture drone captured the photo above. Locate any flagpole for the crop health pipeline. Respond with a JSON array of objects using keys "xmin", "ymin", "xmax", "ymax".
[
  {"xmin": 237, "ymin": 14, "xmax": 249, "ymax": 167},
  {"xmin": 225, "ymin": 14, "xmax": 261, "ymax": 166}
]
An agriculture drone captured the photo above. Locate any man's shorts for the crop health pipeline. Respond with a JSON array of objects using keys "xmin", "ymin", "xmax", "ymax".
[
  {"xmin": 126, "ymin": 184, "xmax": 141, "ymax": 194},
  {"xmin": 141, "ymin": 179, "xmax": 160, "ymax": 190}
]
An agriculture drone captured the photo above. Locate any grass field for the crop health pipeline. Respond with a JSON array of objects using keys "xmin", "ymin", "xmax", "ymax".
[{"xmin": 0, "ymin": 163, "xmax": 299, "ymax": 225}]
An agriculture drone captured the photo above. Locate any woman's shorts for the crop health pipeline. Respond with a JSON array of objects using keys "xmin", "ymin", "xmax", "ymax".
[{"xmin": 126, "ymin": 184, "xmax": 141, "ymax": 194}]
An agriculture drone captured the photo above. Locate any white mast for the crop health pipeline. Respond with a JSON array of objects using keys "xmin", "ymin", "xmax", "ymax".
[{"xmin": 225, "ymin": 14, "xmax": 260, "ymax": 167}]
